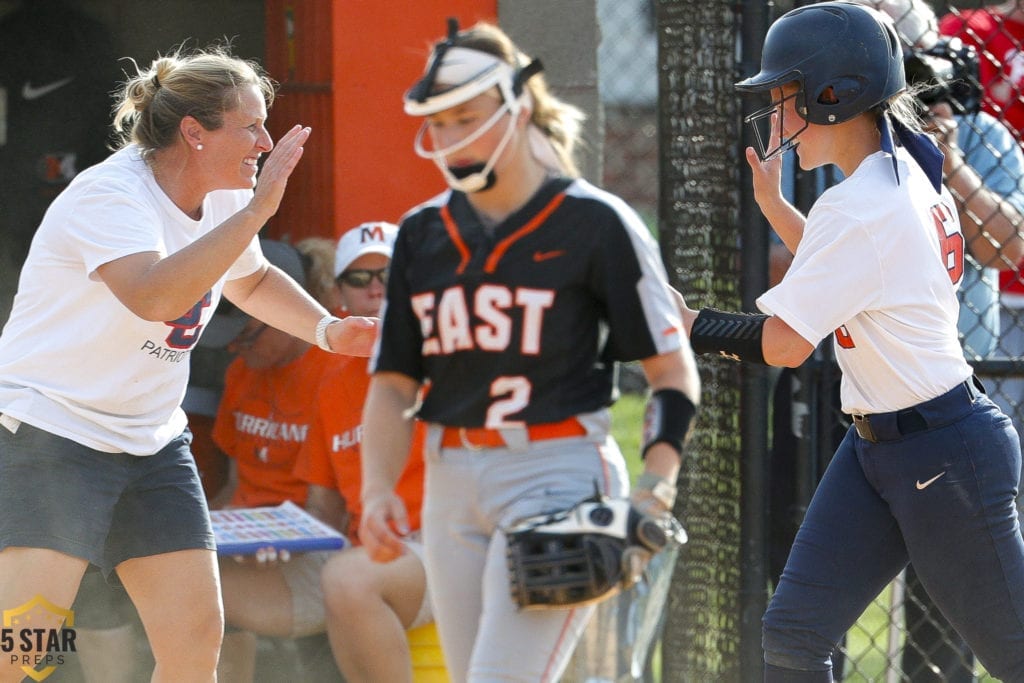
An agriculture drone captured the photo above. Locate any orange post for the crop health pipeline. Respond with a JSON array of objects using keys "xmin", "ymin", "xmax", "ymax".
[{"xmin": 263, "ymin": 1, "xmax": 497, "ymax": 242}]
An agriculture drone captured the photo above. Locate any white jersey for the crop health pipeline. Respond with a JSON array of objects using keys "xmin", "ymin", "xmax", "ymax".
[
  {"xmin": 0, "ymin": 145, "xmax": 262, "ymax": 455},
  {"xmin": 757, "ymin": 147, "xmax": 973, "ymax": 415}
]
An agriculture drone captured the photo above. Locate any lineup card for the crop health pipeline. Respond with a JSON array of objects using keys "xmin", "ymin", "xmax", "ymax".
[{"xmin": 211, "ymin": 500, "xmax": 347, "ymax": 556}]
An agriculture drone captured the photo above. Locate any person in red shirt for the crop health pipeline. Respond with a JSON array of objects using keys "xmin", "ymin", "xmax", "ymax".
[
  {"xmin": 940, "ymin": 2, "xmax": 1024, "ymax": 146},
  {"xmin": 292, "ymin": 222, "xmax": 433, "ymax": 683},
  {"xmin": 940, "ymin": 2, "xmax": 1024, "ymax": 312},
  {"xmin": 208, "ymin": 246, "xmax": 340, "ymax": 509}
]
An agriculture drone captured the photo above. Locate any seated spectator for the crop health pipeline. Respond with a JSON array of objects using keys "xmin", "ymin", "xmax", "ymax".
[
  {"xmin": 206, "ymin": 223, "xmax": 431, "ymax": 683},
  {"xmin": 202, "ymin": 236, "xmax": 345, "ymax": 683},
  {"xmin": 292, "ymin": 222, "xmax": 433, "ymax": 683}
]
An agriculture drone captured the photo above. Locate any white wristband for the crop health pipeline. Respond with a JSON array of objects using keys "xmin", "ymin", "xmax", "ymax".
[{"xmin": 315, "ymin": 315, "xmax": 341, "ymax": 352}]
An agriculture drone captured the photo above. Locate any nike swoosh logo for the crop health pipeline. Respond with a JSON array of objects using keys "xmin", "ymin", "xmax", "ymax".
[
  {"xmin": 915, "ymin": 471, "xmax": 946, "ymax": 490},
  {"xmin": 22, "ymin": 77, "xmax": 74, "ymax": 100},
  {"xmin": 533, "ymin": 250, "xmax": 565, "ymax": 262}
]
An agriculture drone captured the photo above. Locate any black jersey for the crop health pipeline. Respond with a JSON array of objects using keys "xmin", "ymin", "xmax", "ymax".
[{"xmin": 373, "ymin": 177, "xmax": 683, "ymax": 428}]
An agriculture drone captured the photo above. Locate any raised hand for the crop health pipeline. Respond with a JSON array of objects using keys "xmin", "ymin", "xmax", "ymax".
[
  {"xmin": 746, "ymin": 111, "xmax": 785, "ymax": 208},
  {"xmin": 248, "ymin": 125, "xmax": 312, "ymax": 222}
]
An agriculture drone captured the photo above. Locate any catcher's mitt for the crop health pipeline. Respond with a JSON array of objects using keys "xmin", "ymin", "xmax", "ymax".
[{"xmin": 504, "ymin": 494, "xmax": 686, "ymax": 610}]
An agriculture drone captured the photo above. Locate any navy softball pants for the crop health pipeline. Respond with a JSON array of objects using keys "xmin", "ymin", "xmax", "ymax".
[{"xmin": 763, "ymin": 380, "xmax": 1024, "ymax": 682}]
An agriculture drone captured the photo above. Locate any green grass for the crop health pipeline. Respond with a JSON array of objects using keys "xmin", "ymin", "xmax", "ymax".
[
  {"xmin": 611, "ymin": 393, "xmax": 996, "ymax": 682},
  {"xmin": 611, "ymin": 391, "xmax": 646, "ymax": 483}
]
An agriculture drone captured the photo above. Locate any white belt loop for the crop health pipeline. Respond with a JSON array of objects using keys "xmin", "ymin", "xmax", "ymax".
[
  {"xmin": 424, "ymin": 423, "xmax": 444, "ymax": 460},
  {"xmin": 457, "ymin": 428, "xmax": 485, "ymax": 452},
  {"xmin": 0, "ymin": 413, "xmax": 21, "ymax": 434},
  {"xmin": 498, "ymin": 426, "xmax": 529, "ymax": 452},
  {"xmin": 576, "ymin": 408, "xmax": 611, "ymax": 441}
]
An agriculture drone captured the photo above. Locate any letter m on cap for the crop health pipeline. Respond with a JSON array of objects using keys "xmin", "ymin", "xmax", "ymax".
[{"xmin": 361, "ymin": 224, "xmax": 385, "ymax": 243}]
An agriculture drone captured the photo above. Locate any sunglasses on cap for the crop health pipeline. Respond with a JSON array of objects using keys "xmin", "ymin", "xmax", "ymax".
[{"xmin": 336, "ymin": 268, "xmax": 389, "ymax": 288}]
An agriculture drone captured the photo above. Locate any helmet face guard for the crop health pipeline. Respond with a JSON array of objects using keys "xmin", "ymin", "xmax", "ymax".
[{"xmin": 743, "ymin": 88, "xmax": 809, "ymax": 162}]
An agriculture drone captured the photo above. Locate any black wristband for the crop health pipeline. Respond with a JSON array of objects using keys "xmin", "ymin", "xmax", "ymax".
[
  {"xmin": 641, "ymin": 388, "xmax": 697, "ymax": 459},
  {"xmin": 690, "ymin": 308, "xmax": 768, "ymax": 364}
]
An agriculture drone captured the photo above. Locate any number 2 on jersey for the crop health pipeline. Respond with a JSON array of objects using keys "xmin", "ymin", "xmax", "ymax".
[
  {"xmin": 931, "ymin": 203, "xmax": 964, "ymax": 285},
  {"xmin": 485, "ymin": 376, "xmax": 531, "ymax": 428}
]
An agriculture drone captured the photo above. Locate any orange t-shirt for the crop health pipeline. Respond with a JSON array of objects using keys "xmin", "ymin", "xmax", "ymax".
[
  {"xmin": 294, "ymin": 355, "xmax": 426, "ymax": 540},
  {"xmin": 213, "ymin": 347, "xmax": 340, "ymax": 508}
]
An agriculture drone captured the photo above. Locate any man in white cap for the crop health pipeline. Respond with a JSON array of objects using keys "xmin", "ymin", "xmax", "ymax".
[
  {"xmin": 292, "ymin": 222, "xmax": 438, "ymax": 683},
  {"xmin": 331, "ymin": 222, "xmax": 397, "ymax": 312}
]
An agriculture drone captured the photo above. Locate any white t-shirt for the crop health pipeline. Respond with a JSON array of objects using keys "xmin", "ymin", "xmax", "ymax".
[
  {"xmin": 0, "ymin": 145, "xmax": 262, "ymax": 454},
  {"xmin": 757, "ymin": 147, "xmax": 973, "ymax": 415}
]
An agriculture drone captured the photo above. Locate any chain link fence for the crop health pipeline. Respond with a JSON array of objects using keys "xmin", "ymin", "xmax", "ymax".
[{"xmin": 600, "ymin": 0, "xmax": 1023, "ymax": 680}]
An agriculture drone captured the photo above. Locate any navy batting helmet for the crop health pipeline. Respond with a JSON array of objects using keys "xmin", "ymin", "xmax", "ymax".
[{"xmin": 737, "ymin": 1, "xmax": 905, "ymax": 160}]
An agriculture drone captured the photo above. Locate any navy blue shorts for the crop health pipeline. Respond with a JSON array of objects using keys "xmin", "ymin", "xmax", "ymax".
[{"xmin": 0, "ymin": 419, "xmax": 215, "ymax": 576}]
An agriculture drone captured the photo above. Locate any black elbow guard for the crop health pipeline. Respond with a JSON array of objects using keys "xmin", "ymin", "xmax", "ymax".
[
  {"xmin": 689, "ymin": 308, "xmax": 768, "ymax": 364},
  {"xmin": 641, "ymin": 388, "xmax": 698, "ymax": 459}
]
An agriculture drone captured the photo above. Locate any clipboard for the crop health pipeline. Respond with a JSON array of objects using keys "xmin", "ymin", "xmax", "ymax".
[{"xmin": 210, "ymin": 500, "xmax": 347, "ymax": 556}]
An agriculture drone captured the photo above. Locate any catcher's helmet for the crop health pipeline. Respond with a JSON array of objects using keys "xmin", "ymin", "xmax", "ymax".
[{"xmin": 737, "ymin": 1, "xmax": 905, "ymax": 160}]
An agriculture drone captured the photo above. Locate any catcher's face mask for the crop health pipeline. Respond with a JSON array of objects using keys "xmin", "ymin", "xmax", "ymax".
[{"xmin": 404, "ymin": 18, "xmax": 542, "ymax": 193}]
